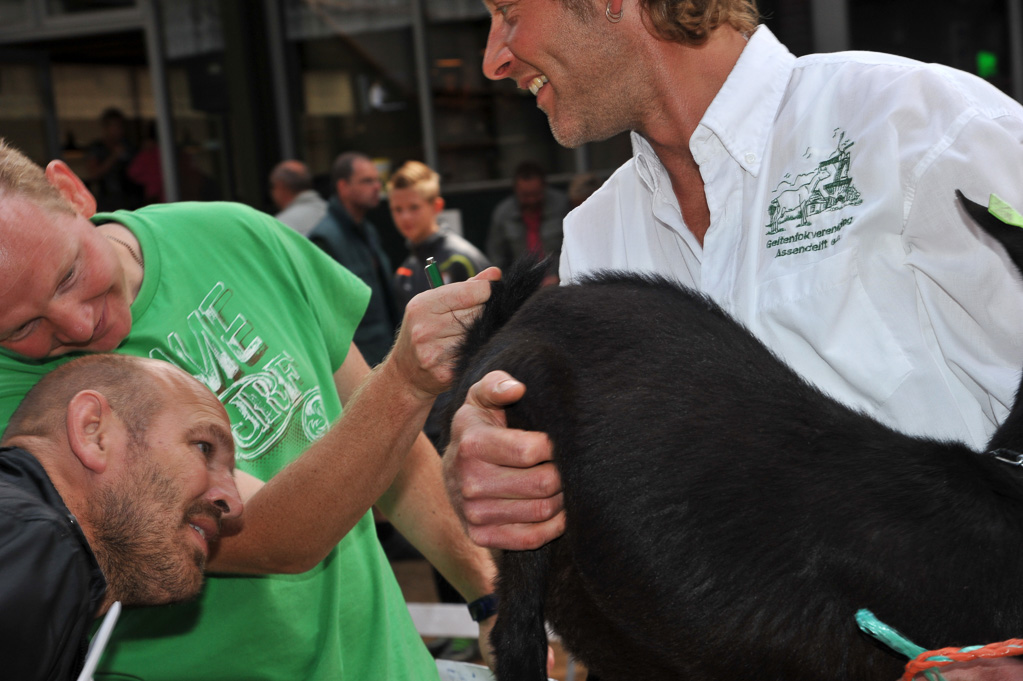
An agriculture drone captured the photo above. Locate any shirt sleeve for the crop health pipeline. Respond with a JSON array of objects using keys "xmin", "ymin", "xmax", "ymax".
[
  {"xmin": 231, "ymin": 208, "xmax": 372, "ymax": 374},
  {"xmin": 901, "ymin": 109, "xmax": 1023, "ymax": 443}
]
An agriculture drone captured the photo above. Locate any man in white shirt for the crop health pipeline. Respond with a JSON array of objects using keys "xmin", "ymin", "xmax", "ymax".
[
  {"xmin": 270, "ymin": 160, "xmax": 328, "ymax": 236},
  {"xmin": 444, "ymin": 0, "xmax": 1023, "ymax": 562}
]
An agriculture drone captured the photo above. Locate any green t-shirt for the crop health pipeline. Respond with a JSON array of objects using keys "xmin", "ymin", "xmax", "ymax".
[{"xmin": 0, "ymin": 202, "xmax": 438, "ymax": 680}]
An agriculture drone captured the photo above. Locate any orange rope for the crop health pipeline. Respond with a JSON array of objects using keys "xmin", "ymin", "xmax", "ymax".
[{"xmin": 903, "ymin": 639, "xmax": 1023, "ymax": 681}]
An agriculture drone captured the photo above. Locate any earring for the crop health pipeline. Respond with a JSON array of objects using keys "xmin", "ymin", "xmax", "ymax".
[{"xmin": 606, "ymin": 0, "xmax": 623, "ymax": 22}]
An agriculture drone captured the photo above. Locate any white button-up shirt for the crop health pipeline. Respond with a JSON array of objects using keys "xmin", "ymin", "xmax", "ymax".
[{"xmin": 561, "ymin": 26, "xmax": 1023, "ymax": 450}]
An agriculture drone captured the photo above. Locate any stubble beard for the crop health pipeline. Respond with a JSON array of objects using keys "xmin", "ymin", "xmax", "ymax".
[
  {"xmin": 543, "ymin": 28, "xmax": 636, "ymax": 149},
  {"xmin": 545, "ymin": 93, "xmax": 635, "ymax": 150},
  {"xmin": 88, "ymin": 460, "xmax": 211, "ymax": 607}
]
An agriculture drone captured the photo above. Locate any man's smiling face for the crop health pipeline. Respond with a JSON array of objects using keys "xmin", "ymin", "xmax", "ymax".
[
  {"xmin": 481, "ymin": 0, "xmax": 640, "ymax": 148},
  {"xmin": 0, "ymin": 195, "xmax": 134, "ymax": 359}
]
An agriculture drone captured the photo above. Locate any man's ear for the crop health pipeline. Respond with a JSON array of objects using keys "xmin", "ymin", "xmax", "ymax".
[
  {"xmin": 66, "ymin": 390, "xmax": 115, "ymax": 474},
  {"xmin": 45, "ymin": 160, "xmax": 98, "ymax": 218},
  {"xmin": 432, "ymin": 196, "xmax": 445, "ymax": 215}
]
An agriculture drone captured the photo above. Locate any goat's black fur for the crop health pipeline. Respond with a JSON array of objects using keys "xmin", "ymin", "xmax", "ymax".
[{"xmin": 443, "ymin": 192, "xmax": 1023, "ymax": 681}]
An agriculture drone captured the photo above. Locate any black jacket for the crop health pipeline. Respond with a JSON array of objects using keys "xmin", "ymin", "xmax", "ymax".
[
  {"xmin": 0, "ymin": 447, "xmax": 106, "ymax": 681},
  {"xmin": 308, "ymin": 197, "xmax": 399, "ymax": 367},
  {"xmin": 394, "ymin": 230, "xmax": 491, "ymax": 312}
]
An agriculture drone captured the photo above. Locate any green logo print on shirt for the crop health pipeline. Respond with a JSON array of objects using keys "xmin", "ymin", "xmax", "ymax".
[
  {"xmin": 765, "ymin": 130, "xmax": 863, "ymax": 259},
  {"xmin": 149, "ymin": 281, "xmax": 330, "ymax": 461}
]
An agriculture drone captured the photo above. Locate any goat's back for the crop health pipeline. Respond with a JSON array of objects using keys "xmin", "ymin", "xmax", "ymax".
[{"xmin": 447, "ymin": 264, "xmax": 1023, "ymax": 681}]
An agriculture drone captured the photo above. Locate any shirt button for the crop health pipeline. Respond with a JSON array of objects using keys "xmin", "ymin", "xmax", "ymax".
[{"xmin": 744, "ymin": 152, "xmax": 756, "ymax": 164}]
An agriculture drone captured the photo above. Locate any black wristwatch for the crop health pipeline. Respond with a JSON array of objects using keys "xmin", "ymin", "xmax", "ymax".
[{"xmin": 467, "ymin": 593, "xmax": 499, "ymax": 622}]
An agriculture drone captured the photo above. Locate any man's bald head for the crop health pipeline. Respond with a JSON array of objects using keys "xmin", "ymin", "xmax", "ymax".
[
  {"xmin": 2, "ymin": 353, "xmax": 244, "ymax": 612},
  {"xmin": 3, "ymin": 354, "xmax": 167, "ymax": 449},
  {"xmin": 269, "ymin": 160, "xmax": 314, "ymax": 211}
]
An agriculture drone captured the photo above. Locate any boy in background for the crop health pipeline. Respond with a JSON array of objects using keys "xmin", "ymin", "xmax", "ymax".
[
  {"xmin": 391, "ymin": 161, "xmax": 490, "ymax": 312},
  {"xmin": 389, "ymin": 160, "xmax": 491, "ymax": 662}
]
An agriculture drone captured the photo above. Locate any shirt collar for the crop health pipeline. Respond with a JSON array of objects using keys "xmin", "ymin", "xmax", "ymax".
[
  {"xmin": 697, "ymin": 25, "xmax": 794, "ymax": 176},
  {"xmin": 631, "ymin": 132, "xmax": 661, "ymax": 195},
  {"xmin": 294, "ymin": 189, "xmax": 322, "ymax": 204},
  {"xmin": 329, "ymin": 195, "xmax": 368, "ymax": 229},
  {"xmin": 631, "ymin": 24, "xmax": 795, "ymax": 191}
]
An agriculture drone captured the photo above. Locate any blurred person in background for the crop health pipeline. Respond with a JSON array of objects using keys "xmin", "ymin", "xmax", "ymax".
[
  {"xmin": 391, "ymin": 160, "xmax": 491, "ymax": 312},
  {"xmin": 487, "ymin": 160, "xmax": 569, "ymax": 271},
  {"xmin": 269, "ymin": 159, "xmax": 328, "ymax": 235},
  {"xmin": 309, "ymin": 151, "xmax": 400, "ymax": 366},
  {"xmin": 85, "ymin": 107, "xmax": 143, "ymax": 212}
]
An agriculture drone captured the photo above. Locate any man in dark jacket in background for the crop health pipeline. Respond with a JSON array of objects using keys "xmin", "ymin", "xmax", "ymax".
[
  {"xmin": 486, "ymin": 160, "xmax": 569, "ymax": 273},
  {"xmin": 308, "ymin": 152, "xmax": 399, "ymax": 366},
  {"xmin": 0, "ymin": 354, "xmax": 242, "ymax": 681},
  {"xmin": 390, "ymin": 160, "xmax": 490, "ymax": 313}
]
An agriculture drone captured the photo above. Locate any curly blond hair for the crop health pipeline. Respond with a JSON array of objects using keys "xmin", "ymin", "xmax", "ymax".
[
  {"xmin": 644, "ymin": 0, "xmax": 759, "ymax": 43},
  {"xmin": 0, "ymin": 138, "xmax": 74, "ymax": 215},
  {"xmin": 563, "ymin": 0, "xmax": 759, "ymax": 44}
]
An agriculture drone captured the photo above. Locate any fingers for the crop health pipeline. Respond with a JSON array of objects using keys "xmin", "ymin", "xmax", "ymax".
[
  {"xmin": 463, "ymin": 371, "xmax": 526, "ymax": 412},
  {"xmin": 455, "ymin": 461, "xmax": 565, "ymax": 549},
  {"xmin": 404, "ymin": 277, "xmax": 491, "ymax": 331},
  {"xmin": 468, "ymin": 515, "xmax": 567, "ymax": 552},
  {"xmin": 471, "ymin": 266, "xmax": 503, "ymax": 282},
  {"xmin": 462, "ymin": 489, "xmax": 564, "ymax": 525},
  {"xmin": 446, "ymin": 379, "xmax": 556, "ymax": 492},
  {"xmin": 443, "ymin": 371, "xmax": 566, "ymax": 551},
  {"xmin": 455, "ymin": 437, "xmax": 561, "ymax": 499},
  {"xmin": 391, "ymin": 278, "xmax": 495, "ymax": 396},
  {"xmin": 426, "ymin": 274, "xmax": 494, "ymax": 309},
  {"xmin": 408, "ymin": 267, "xmax": 500, "ymax": 333}
]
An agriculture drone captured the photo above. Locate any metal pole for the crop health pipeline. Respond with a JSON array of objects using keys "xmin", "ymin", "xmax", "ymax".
[
  {"xmin": 811, "ymin": 0, "xmax": 850, "ymax": 53},
  {"xmin": 35, "ymin": 56, "xmax": 62, "ymax": 161},
  {"xmin": 574, "ymin": 145, "xmax": 589, "ymax": 174},
  {"xmin": 1009, "ymin": 0, "xmax": 1023, "ymax": 103},
  {"xmin": 264, "ymin": 0, "xmax": 296, "ymax": 160},
  {"xmin": 411, "ymin": 0, "xmax": 438, "ymax": 169},
  {"xmin": 141, "ymin": 0, "xmax": 180, "ymax": 201}
]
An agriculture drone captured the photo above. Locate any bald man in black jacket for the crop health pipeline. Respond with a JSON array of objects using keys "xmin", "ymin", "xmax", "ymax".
[{"xmin": 0, "ymin": 354, "xmax": 243, "ymax": 681}]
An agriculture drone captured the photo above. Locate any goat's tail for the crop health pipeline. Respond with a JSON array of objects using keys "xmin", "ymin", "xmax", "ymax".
[
  {"xmin": 443, "ymin": 256, "xmax": 557, "ymax": 680},
  {"xmin": 451, "ymin": 256, "xmax": 552, "ymax": 375},
  {"xmin": 490, "ymin": 544, "xmax": 554, "ymax": 681}
]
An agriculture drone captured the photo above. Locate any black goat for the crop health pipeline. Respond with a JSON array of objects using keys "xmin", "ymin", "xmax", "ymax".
[{"xmin": 444, "ymin": 192, "xmax": 1023, "ymax": 681}]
